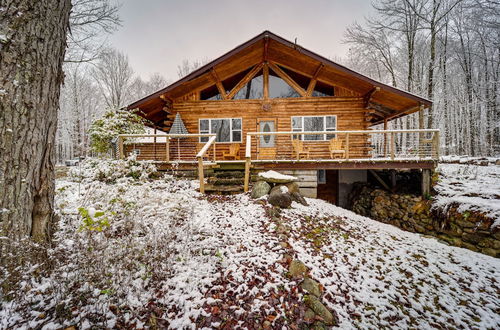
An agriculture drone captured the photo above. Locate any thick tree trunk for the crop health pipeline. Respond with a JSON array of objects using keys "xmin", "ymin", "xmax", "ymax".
[{"xmin": 0, "ymin": 0, "xmax": 71, "ymax": 242}]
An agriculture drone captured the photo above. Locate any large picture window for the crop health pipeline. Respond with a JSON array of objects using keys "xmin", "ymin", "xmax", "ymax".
[
  {"xmin": 291, "ymin": 116, "xmax": 337, "ymax": 141},
  {"xmin": 199, "ymin": 118, "xmax": 242, "ymax": 143}
]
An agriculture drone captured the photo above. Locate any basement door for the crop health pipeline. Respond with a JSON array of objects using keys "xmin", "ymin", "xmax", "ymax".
[
  {"xmin": 258, "ymin": 120, "xmax": 276, "ymax": 159},
  {"xmin": 317, "ymin": 169, "xmax": 339, "ymax": 205}
]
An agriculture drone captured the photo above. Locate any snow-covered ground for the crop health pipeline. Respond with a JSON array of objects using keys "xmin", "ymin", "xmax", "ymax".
[
  {"xmin": 435, "ymin": 163, "xmax": 500, "ymax": 228},
  {"xmin": 1, "ymin": 159, "xmax": 499, "ymax": 329}
]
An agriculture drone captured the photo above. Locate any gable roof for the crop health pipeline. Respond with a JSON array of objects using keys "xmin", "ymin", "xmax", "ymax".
[{"xmin": 128, "ymin": 30, "xmax": 431, "ymax": 127}]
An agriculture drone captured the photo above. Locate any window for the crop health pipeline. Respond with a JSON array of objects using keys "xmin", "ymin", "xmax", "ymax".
[
  {"xmin": 291, "ymin": 115, "xmax": 337, "ymax": 141},
  {"xmin": 199, "ymin": 118, "xmax": 242, "ymax": 143},
  {"xmin": 317, "ymin": 170, "xmax": 326, "ymax": 184}
]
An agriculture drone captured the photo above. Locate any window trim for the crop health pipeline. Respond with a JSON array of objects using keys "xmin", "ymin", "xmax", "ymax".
[
  {"xmin": 291, "ymin": 115, "xmax": 337, "ymax": 141},
  {"xmin": 199, "ymin": 118, "xmax": 242, "ymax": 143}
]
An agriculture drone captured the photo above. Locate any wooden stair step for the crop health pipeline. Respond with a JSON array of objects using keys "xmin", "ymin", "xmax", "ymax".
[
  {"xmin": 207, "ymin": 177, "xmax": 244, "ymax": 185},
  {"xmin": 213, "ymin": 170, "xmax": 245, "ymax": 178},
  {"xmin": 204, "ymin": 184, "xmax": 244, "ymax": 193}
]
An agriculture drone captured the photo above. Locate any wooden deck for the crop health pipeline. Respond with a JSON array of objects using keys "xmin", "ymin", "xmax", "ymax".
[{"xmin": 118, "ymin": 129, "xmax": 439, "ymax": 193}]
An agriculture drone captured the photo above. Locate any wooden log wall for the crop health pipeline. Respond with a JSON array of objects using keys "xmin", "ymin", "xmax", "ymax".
[{"xmin": 171, "ymin": 96, "xmax": 371, "ymax": 160}]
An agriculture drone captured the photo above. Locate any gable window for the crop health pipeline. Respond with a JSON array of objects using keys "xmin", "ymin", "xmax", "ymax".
[
  {"xmin": 199, "ymin": 118, "xmax": 242, "ymax": 143},
  {"xmin": 291, "ymin": 115, "xmax": 337, "ymax": 141}
]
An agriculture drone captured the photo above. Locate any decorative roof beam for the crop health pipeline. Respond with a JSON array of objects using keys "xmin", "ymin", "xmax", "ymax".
[
  {"xmin": 263, "ymin": 62, "xmax": 269, "ymax": 99},
  {"xmin": 306, "ymin": 63, "xmax": 324, "ymax": 96},
  {"xmin": 367, "ymin": 101, "xmax": 395, "ymax": 116},
  {"xmin": 263, "ymin": 36, "xmax": 269, "ymax": 61},
  {"xmin": 210, "ymin": 69, "xmax": 227, "ymax": 100},
  {"xmin": 268, "ymin": 61, "xmax": 307, "ymax": 97},
  {"xmin": 364, "ymin": 87, "xmax": 380, "ymax": 108},
  {"xmin": 227, "ymin": 62, "xmax": 264, "ymax": 99}
]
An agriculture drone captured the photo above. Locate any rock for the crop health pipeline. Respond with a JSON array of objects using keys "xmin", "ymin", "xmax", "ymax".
[
  {"xmin": 301, "ymin": 278, "xmax": 321, "ymax": 297},
  {"xmin": 286, "ymin": 182, "xmax": 300, "ymax": 194},
  {"xmin": 291, "ymin": 192, "xmax": 309, "ymax": 206},
  {"xmin": 289, "ymin": 259, "xmax": 308, "ymax": 278},
  {"xmin": 258, "ymin": 170, "xmax": 297, "ymax": 184},
  {"xmin": 311, "ymin": 322, "xmax": 327, "ymax": 330},
  {"xmin": 251, "ymin": 180, "xmax": 271, "ymax": 199},
  {"xmin": 279, "ymin": 241, "xmax": 290, "ymax": 249},
  {"xmin": 304, "ymin": 308, "xmax": 316, "ymax": 321},
  {"xmin": 481, "ymin": 248, "xmax": 499, "ymax": 257},
  {"xmin": 268, "ymin": 188, "xmax": 293, "ymax": 208},
  {"xmin": 270, "ymin": 184, "xmax": 289, "ymax": 195},
  {"xmin": 496, "ymin": 159, "xmax": 500, "ymax": 166},
  {"xmin": 304, "ymin": 295, "xmax": 338, "ymax": 326}
]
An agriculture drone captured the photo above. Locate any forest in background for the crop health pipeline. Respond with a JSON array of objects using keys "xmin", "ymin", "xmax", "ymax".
[{"xmin": 56, "ymin": 0, "xmax": 499, "ymax": 162}]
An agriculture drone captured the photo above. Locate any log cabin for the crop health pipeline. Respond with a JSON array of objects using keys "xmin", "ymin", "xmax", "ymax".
[{"xmin": 121, "ymin": 31, "xmax": 438, "ymax": 205}]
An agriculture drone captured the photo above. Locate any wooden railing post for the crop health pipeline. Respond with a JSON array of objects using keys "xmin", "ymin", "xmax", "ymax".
[
  {"xmin": 345, "ymin": 133, "xmax": 350, "ymax": 159},
  {"xmin": 383, "ymin": 119, "xmax": 388, "ymax": 157},
  {"xmin": 198, "ymin": 156, "xmax": 205, "ymax": 193},
  {"xmin": 118, "ymin": 136, "xmax": 124, "ymax": 159},
  {"xmin": 165, "ymin": 137, "xmax": 170, "ymax": 162},
  {"xmin": 390, "ymin": 132, "xmax": 395, "ymax": 160},
  {"xmin": 244, "ymin": 134, "xmax": 252, "ymax": 192}
]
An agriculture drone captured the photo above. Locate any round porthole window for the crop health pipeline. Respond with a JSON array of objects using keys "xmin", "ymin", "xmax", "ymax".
[{"xmin": 263, "ymin": 123, "xmax": 271, "ymax": 143}]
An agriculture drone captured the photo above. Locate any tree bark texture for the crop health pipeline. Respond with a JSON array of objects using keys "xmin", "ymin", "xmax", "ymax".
[{"xmin": 0, "ymin": 0, "xmax": 71, "ymax": 242}]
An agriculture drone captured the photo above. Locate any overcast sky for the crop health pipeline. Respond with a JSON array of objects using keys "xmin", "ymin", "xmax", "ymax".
[{"xmin": 109, "ymin": 0, "xmax": 374, "ymax": 81}]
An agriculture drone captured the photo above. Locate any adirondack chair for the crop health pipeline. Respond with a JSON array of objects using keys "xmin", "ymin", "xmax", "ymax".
[
  {"xmin": 222, "ymin": 144, "xmax": 240, "ymax": 160},
  {"xmin": 292, "ymin": 139, "xmax": 310, "ymax": 160},
  {"xmin": 329, "ymin": 138, "xmax": 345, "ymax": 159}
]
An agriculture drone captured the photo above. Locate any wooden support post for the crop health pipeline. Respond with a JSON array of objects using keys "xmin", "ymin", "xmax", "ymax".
[
  {"xmin": 422, "ymin": 169, "xmax": 431, "ymax": 197},
  {"xmin": 345, "ymin": 133, "xmax": 350, "ymax": 159},
  {"xmin": 383, "ymin": 119, "xmax": 388, "ymax": 157},
  {"xmin": 213, "ymin": 143, "xmax": 216, "ymax": 162},
  {"xmin": 165, "ymin": 137, "xmax": 170, "ymax": 162},
  {"xmin": 244, "ymin": 157, "xmax": 251, "ymax": 192},
  {"xmin": 418, "ymin": 104, "xmax": 424, "ymax": 156},
  {"xmin": 198, "ymin": 157, "xmax": 205, "ymax": 194},
  {"xmin": 153, "ymin": 127, "xmax": 157, "ymax": 160},
  {"xmin": 390, "ymin": 170, "xmax": 396, "ymax": 192},
  {"xmin": 118, "ymin": 136, "xmax": 124, "ymax": 159},
  {"xmin": 390, "ymin": 132, "xmax": 395, "ymax": 160}
]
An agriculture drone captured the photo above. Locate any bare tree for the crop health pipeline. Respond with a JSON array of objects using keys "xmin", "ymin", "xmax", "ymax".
[
  {"xmin": 66, "ymin": 0, "xmax": 121, "ymax": 63},
  {"xmin": 0, "ymin": 0, "xmax": 72, "ymax": 242},
  {"xmin": 177, "ymin": 58, "xmax": 211, "ymax": 78},
  {"xmin": 92, "ymin": 48, "xmax": 134, "ymax": 108}
]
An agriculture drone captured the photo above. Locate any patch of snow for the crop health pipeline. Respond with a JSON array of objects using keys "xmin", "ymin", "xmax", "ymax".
[
  {"xmin": 434, "ymin": 163, "xmax": 500, "ymax": 227},
  {"xmin": 280, "ymin": 185, "xmax": 289, "ymax": 193}
]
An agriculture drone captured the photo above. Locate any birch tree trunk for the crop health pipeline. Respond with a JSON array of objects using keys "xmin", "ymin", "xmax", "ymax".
[{"xmin": 0, "ymin": 0, "xmax": 71, "ymax": 242}]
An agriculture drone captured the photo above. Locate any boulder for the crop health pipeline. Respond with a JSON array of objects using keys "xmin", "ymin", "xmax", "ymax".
[
  {"xmin": 289, "ymin": 259, "xmax": 308, "ymax": 278},
  {"xmin": 251, "ymin": 180, "xmax": 271, "ymax": 199},
  {"xmin": 301, "ymin": 278, "xmax": 321, "ymax": 297},
  {"xmin": 270, "ymin": 184, "xmax": 289, "ymax": 195},
  {"xmin": 304, "ymin": 295, "xmax": 338, "ymax": 326},
  {"xmin": 291, "ymin": 192, "xmax": 309, "ymax": 206},
  {"xmin": 286, "ymin": 182, "xmax": 300, "ymax": 194},
  {"xmin": 258, "ymin": 170, "xmax": 297, "ymax": 184},
  {"xmin": 268, "ymin": 187, "xmax": 292, "ymax": 208}
]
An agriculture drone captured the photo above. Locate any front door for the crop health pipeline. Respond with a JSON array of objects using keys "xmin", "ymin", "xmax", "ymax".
[
  {"xmin": 258, "ymin": 120, "xmax": 276, "ymax": 159},
  {"xmin": 259, "ymin": 120, "xmax": 275, "ymax": 147}
]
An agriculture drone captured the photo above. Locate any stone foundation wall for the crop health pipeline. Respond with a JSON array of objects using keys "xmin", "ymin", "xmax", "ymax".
[{"xmin": 350, "ymin": 184, "xmax": 500, "ymax": 257}]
